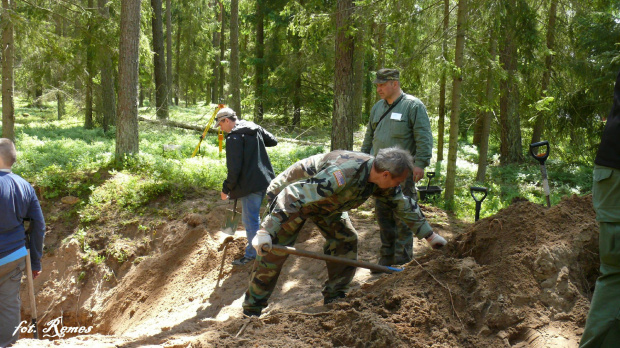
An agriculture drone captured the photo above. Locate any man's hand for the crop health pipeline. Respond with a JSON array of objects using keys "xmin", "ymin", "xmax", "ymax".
[
  {"xmin": 32, "ymin": 270, "xmax": 41, "ymax": 279},
  {"xmin": 412, "ymin": 167, "xmax": 425, "ymax": 183},
  {"xmin": 425, "ymin": 232, "xmax": 447, "ymax": 249},
  {"xmin": 220, "ymin": 192, "xmax": 228, "ymax": 200},
  {"xmin": 252, "ymin": 230, "xmax": 272, "ymax": 256}
]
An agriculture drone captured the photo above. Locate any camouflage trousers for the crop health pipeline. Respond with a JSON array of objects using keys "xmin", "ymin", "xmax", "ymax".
[
  {"xmin": 243, "ymin": 212, "xmax": 358, "ymax": 313},
  {"xmin": 376, "ymin": 176, "xmax": 417, "ymax": 264}
]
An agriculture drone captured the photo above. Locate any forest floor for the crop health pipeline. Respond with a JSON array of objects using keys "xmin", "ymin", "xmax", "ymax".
[{"xmin": 12, "ymin": 192, "xmax": 598, "ymax": 347}]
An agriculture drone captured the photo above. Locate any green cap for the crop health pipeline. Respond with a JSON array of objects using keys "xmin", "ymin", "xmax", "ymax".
[{"xmin": 373, "ymin": 68, "xmax": 400, "ymax": 84}]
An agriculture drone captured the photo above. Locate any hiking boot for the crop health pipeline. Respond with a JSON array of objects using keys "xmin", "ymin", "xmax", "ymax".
[
  {"xmin": 243, "ymin": 308, "xmax": 261, "ymax": 317},
  {"xmin": 232, "ymin": 256, "xmax": 255, "ymax": 266},
  {"xmin": 323, "ymin": 292, "xmax": 346, "ymax": 305},
  {"xmin": 371, "ymin": 255, "xmax": 394, "ymax": 274}
]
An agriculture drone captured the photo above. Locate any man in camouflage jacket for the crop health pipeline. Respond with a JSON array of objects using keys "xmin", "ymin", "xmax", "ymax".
[{"xmin": 242, "ymin": 147, "xmax": 446, "ymax": 317}]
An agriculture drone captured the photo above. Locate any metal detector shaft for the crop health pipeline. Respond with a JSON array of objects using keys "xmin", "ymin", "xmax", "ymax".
[
  {"xmin": 25, "ymin": 250, "xmax": 38, "ymax": 339},
  {"xmin": 264, "ymin": 245, "xmax": 403, "ymax": 274}
]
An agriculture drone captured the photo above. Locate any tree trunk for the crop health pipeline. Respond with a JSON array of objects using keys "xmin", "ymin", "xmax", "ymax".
[
  {"xmin": 116, "ymin": 0, "xmax": 141, "ymax": 161},
  {"xmin": 476, "ymin": 28, "xmax": 497, "ymax": 183},
  {"xmin": 1, "ymin": 0, "xmax": 14, "ymax": 141},
  {"xmin": 499, "ymin": 3, "xmax": 523, "ymax": 165},
  {"xmin": 98, "ymin": 0, "xmax": 116, "ymax": 132},
  {"xmin": 54, "ymin": 17, "xmax": 65, "ymax": 120},
  {"xmin": 291, "ymin": 28, "xmax": 302, "ymax": 127},
  {"xmin": 211, "ymin": 2, "xmax": 220, "ymax": 103},
  {"xmin": 351, "ymin": 20, "xmax": 365, "ymax": 128},
  {"xmin": 437, "ymin": 0, "xmax": 450, "ymax": 162},
  {"xmin": 165, "ymin": 0, "xmax": 172, "ymax": 106},
  {"xmin": 229, "ymin": 0, "xmax": 241, "ymax": 116},
  {"xmin": 151, "ymin": 0, "xmax": 168, "ymax": 120},
  {"xmin": 531, "ymin": 0, "xmax": 557, "ymax": 144},
  {"xmin": 331, "ymin": 0, "xmax": 355, "ymax": 150},
  {"xmin": 84, "ymin": 0, "xmax": 95, "ymax": 129},
  {"xmin": 444, "ymin": 0, "xmax": 467, "ymax": 208},
  {"xmin": 254, "ymin": 0, "xmax": 264, "ymax": 122},
  {"xmin": 175, "ymin": 14, "xmax": 181, "ymax": 106},
  {"xmin": 218, "ymin": 1, "xmax": 225, "ymax": 103}
]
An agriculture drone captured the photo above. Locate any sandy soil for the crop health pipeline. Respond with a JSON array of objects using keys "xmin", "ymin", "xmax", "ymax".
[{"xmin": 12, "ymin": 193, "xmax": 598, "ymax": 347}]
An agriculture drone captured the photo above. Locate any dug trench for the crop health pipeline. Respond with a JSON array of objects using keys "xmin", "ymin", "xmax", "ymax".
[{"xmin": 14, "ymin": 193, "xmax": 599, "ymax": 347}]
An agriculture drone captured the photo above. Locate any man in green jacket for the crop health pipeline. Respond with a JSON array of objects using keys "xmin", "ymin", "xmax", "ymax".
[
  {"xmin": 361, "ymin": 68, "xmax": 433, "ymax": 267},
  {"xmin": 242, "ymin": 148, "xmax": 446, "ymax": 317},
  {"xmin": 580, "ymin": 70, "xmax": 620, "ymax": 347}
]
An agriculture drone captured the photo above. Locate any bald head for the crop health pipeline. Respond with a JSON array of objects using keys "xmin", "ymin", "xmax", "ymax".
[{"xmin": 0, "ymin": 138, "xmax": 17, "ymax": 168}]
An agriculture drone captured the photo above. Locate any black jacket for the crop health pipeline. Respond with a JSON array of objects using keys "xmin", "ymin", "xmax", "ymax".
[
  {"xmin": 222, "ymin": 120, "xmax": 277, "ymax": 199},
  {"xmin": 595, "ymin": 71, "xmax": 620, "ymax": 170}
]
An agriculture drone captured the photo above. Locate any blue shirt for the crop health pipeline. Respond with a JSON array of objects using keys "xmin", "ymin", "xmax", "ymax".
[{"xmin": 0, "ymin": 171, "xmax": 45, "ymax": 271}]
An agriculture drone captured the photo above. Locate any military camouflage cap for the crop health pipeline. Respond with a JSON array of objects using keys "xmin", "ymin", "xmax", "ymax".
[{"xmin": 373, "ymin": 68, "xmax": 400, "ymax": 84}]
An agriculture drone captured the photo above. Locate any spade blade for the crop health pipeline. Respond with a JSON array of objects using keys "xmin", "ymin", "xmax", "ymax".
[{"xmin": 222, "ymin": 199, "xmax": 241, "ymax": 235}]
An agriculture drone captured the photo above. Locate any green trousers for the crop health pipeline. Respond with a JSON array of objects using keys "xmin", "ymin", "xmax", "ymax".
[
  {"xmin": 580, "ymin": 165, "xmax": 620, "ymax": 347},
  {"xmin": 243, "ymin": 212, "xmax": 358, "ymax": 313}
]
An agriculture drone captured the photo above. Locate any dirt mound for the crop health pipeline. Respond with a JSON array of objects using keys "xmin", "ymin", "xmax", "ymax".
[{"xmin": 14, "ymin": 195, "xmax": 599, "ymax": 347}]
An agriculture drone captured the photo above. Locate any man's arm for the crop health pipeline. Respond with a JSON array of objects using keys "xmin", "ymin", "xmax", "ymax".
[
  {"xmin": 411, "ymin": 102, "xmax": 433, "ymax": 169},
  {"xmin": 262, "ymin": 166, "xmax": 344, "ymax": 239},
  {"xmin": 376, "ymin": 188, "xmax": 432, "ymax": 239},
  {"xmin": 222, "ymin": 135, "xmax": 244, "ymax": 195},
  {"xmin": 260, "ymin": 127, "xmax": 278, "ymax": 147},
  {"xmin": 26, "ymin": 190, "xmax": 45, "ymax": 272},
  {"xmin": 265, "ymin": 154, "xmax": 323, "ymax": 203}
]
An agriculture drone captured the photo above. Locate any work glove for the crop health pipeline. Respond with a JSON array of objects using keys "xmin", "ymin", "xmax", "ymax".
[
  {"xmin": 425, "ymin": 232, "xmax": 447, "ymax": 249},
  {"xmin": 252, "ymin": 230, "xmax": 272, "ymax": 256}
]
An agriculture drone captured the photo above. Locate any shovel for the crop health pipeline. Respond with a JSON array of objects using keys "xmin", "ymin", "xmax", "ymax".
[
  {"xmin": 222, "ymin": 199, "xmax": 241, "ymax": 235},
  {"xmin": 215, "ymin": 199, "xmax": 242, "ymax": 286},
  {"xmin": 23, "ymin": 220, "xmax": 39, "ymax": 339},
  {"xmin": 470, "ymin": 186, "xmax": 488, "ymax": 222},
  {"xmin": 529, "ymin": 141, "xmax": 551, "ymax": 207},
  {"xmin": 263, "ymin": 244, "xmax": 403, "ymax": 274}
]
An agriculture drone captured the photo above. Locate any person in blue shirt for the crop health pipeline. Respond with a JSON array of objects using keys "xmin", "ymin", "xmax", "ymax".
[{"xmin": 0, "ymin": 138, "xmax": 45, "ymax": 347}]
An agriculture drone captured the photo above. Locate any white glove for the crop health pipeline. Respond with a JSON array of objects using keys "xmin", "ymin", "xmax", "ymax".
[
  {"xmin": 252, "ymin": 230, "xmax": 272, "ymax": 256},
  {"xmin": 426, "ymin": 232, "xmax": 447, "ymax": 249}
]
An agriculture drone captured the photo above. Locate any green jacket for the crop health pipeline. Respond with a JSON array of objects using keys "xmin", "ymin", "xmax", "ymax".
[
  {"xmin": 262, "ymin": 150, "xmax": 433, "ymax": 238},
  {"xmin": 361, "ymin": 93, "xmax": 433, "ymax": 169}
]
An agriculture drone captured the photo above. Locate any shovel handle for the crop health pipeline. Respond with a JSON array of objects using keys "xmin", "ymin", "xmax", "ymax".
[
  {"xmin": 470, "ymin": 186, "xmax": 488, "ymax": 202},
  {"xmin": 263, "ymin": 245, "xmax": 403, "ymax": 273},
  {"xmin": 426, "ymin": 172, "xmax": 436, "ymax": 189},
  {"xmin": 529, "ymin": 141, "xmax": 550, "ymax": 164}
]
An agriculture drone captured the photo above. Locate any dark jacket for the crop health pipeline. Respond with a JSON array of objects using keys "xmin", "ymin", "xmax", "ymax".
[
  {"xmin": 222, "ymin": 120, "xmax": 277, "ymax": 199},
  {"xmin": 595, "ymin": 71, "xmax": 620, "ymax": 170}
]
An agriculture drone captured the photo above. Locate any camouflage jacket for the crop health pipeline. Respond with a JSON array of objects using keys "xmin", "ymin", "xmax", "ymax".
[{"xmin": 262, "ymin": 150, "xmax": 433, "ymax": 239}]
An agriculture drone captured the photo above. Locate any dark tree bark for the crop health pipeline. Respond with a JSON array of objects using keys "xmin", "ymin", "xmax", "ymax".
[
  {"xmin": 331, "ymin": 0, "xmax": 355, "ymax": 150},
  {"xmin": 98, "ymin": 0, "xmax": 116, "ymax": 132},
  {"xmin": 437, "ymin": 0, "xmax": 450, "ymax": 162},
  {"xmin": 84, "ymin": 0, "xmax": 95, "ymax": 129},
  {"xmin": 152, "ymin": 0, "xmax": 168, "ymax": 119},
  {"xmin": 166, "ymin": 0, "xmax": 172, "ymax": 106},
  {"xmin": 444, "ymin": 0, "xmax": 467, "ymax": 206},
  {"xmin": 531, "ymin": 0, "xmax": 557, "ymax": 144},
  {"xmin": 291, "ymin": 30, "xmax": 302, "ymax": 127},
  {"xmin": 351, "ymin": 19, "xmax": 365, "ymax": 128},
  {"xmin": 116, "ymin": 0, "xmax": 141, "ymax": 161},
  {"xmin": 499, "ymin": 0, "xmax": 523, "ymax": 164},
  {"xmin": 175, "ymin": 14, "xmax": 181, "ymax": 106},
  {"xmin": 1, "ymin": 0, "xmax": 14, "ymax": 141},
  {"xmin": 229, "ymin": 0, "xmax": 241, "ymax": 116},
  {"xmin": 254, "ymin": 0, "xmax": 265, "ymax": 122},
  {"xmin": 211, "ymin": 1, "xmax": 221, "ymax": 103},
  {"xmin": 476, "ymin": 28, "xmax": 497, "ymax": 182},
  {"xmin": 218, "ymin": 1, "xmax": 225, "ymax": 102}
]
